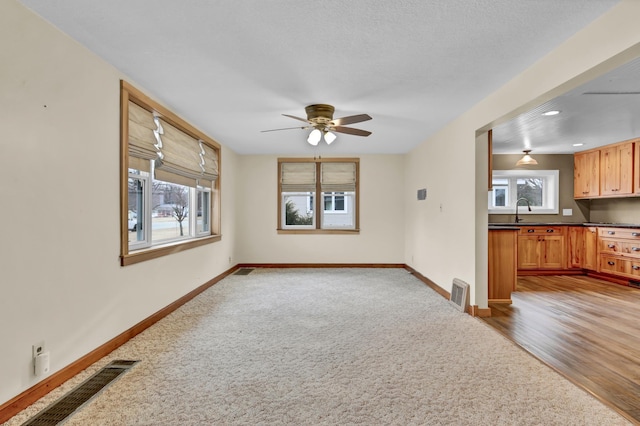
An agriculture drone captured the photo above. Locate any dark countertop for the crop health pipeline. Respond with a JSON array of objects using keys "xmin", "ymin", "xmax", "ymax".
[
  {"xmin": 488, "ymin": 226, "xmax": 520, "ymax": 231},
  {"xmin": 489, "ymin": 222, "xmax": 640, "ymax": 229}
]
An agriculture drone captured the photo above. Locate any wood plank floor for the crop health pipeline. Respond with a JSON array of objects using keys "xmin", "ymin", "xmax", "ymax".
[{"xmin": 481, "ymin": 275, "xmax": 640, "ymax": 425}]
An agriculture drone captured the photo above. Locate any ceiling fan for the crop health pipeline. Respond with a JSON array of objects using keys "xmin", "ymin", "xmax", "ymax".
[{"xmin": 261, "ymin": 104, "xmax": 372, "ymax": 145}]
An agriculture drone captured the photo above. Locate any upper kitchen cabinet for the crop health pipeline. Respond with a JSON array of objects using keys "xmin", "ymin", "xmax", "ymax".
[
  {"xmin": 600, "ymin": 141, "xmax": 633, "ymax": 196},
  {"xmin": 574, "ymin": 138, "xmax": 637, "ymax": 199},
  {"xmin": 574, "ymin": 150, "xmax": 600, "ymax": 198}
]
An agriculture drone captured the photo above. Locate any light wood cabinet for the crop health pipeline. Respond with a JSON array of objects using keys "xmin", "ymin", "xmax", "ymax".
[
  {"xmin": 583, "ymin": 226, "xmax": 598, "ymax": 271},
  {"xmin": 597, "ymin": 227, "xmax": 640, "ymax": 281},
  {"xmin": 568, "ymin": 226, "xmax": 583, "ymax": 268},
  {"xmin": 600, "ymin": 142, "xmax": 633, "ymax": 196},
  {"xmin": 574, "ymin": 150, "xmax": 600, "ymax": 198},
  {"xmin": 517, "ymin": 226, "xmax": 566, "ymax": 270},
  {"xmin": 488, "ymin": 229, "xmax": 517, "ymax": 303},
  {"xmin": 635, "ymin": 141, "xmax": 640, "ymax": 194}
]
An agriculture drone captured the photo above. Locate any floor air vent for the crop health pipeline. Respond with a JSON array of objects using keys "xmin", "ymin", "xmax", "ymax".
[
  {"xmin": 234, "ymin": 268, "xmax": 254, "ymax": 275},
  {"xmin": 449, "ymin": 278, "xmax": 470, "ymax": 313},
  {"xmin": 22, "ymin": 360, "xmax": 139, "ymax": 426}
]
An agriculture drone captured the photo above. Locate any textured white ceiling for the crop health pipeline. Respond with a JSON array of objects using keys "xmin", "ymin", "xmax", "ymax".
[{"xmin": 18, "ymin": 0, "xmax": 621, "ymax": 155}]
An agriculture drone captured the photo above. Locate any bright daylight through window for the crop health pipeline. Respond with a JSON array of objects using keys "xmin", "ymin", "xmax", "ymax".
[
  {"xmin": 278, "ymin": 158, "xmax": 359, "ymax": 233},
  {"xmin": 121, "ymin": 82, "xmax": 221, "ymax": 266},
  {"xmin": 489, "ymin": 170, "xmax": 559, "ymax": 215}
]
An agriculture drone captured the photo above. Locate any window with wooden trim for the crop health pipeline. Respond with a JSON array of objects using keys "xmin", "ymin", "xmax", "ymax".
[
  {"xmin": 120, "ymin": 81, "xmax": 221, "ymax": 266},
  {"xmin": 278, "ymin": 158, "xmax": 359, "ymax": 234}
]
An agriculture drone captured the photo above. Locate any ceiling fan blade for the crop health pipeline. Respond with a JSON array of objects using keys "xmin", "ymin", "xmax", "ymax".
[
  {"xmin": 260, "ymin": 126, "xmax": 308, "ymax": 133},
  {"xmin": 331, "ymin": 114, "xmax": 372, "ymax": 126},
  {"xmin": 332, "ymin": 126, "xmax": 372, "ymax": 137},
  {"xmin": 282, "ymin": 114, "xmax": 312, "ymax": 124}
]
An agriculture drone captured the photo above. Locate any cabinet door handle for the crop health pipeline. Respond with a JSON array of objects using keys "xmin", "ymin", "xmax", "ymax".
[
  {"xmin": 633, "ymin": 265, "xmax": 640, "ymax": 271},
  {"xmin": 546, "ymin": 229, "xmax": 554, "ymax": 233},
  {"xmin": 608, "ymin": 244, "xmax": 616, "ymax": 249},
  {"xmin": 633, "ymin": 247, "xmax": 640, "ymax": 252},
  {"xmin": 608, "ymin": 231, "xmax": 616, "ymax": 235},
  {"xmin": 527, "ymin": 229, "xmax": 535, "ymax": 233},
  {"xmin": 632, "ymin": 232, "xmax": 640, "ymax": 237},
  {"xmin": 608, "ymin": 261, "xmax": 616, "ymax": 266}
]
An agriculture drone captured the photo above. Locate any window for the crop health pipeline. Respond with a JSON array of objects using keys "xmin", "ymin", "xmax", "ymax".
[
  {"xmin": 120, "ymin": 81, "xmax": 221, "ymax": 266},
  {"xmin": 278, "ymin": 158, "xmax": 359, "ymax": 233},
  {"xmin": 489, "ymin": 170, "xmax": 559, "ymax": 214}
]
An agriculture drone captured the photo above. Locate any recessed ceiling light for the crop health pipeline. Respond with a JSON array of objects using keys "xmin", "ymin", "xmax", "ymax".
[
  {"xmin": 572, "ymin": 143, "xmax": 584, "ymax": 147},
  {"xmin": 542, "ymin": 110, "xmax": 561, "ymax": 116}
]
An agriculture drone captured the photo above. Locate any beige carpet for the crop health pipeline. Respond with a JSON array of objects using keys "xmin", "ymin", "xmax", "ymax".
[{"xmin": 6, "ymin": 268, "xmax": 631, "ymax": 425}]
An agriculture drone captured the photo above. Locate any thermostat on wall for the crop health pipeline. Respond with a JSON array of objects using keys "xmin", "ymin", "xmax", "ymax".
[{"xmin": 417, "ymin": 188, "xmax": 427, "ymax": 201}]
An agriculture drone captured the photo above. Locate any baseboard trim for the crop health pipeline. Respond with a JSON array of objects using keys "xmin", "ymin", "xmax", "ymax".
[
  {"xmin": 469, "ymin": 305, "xmax": 492, "ymax": 317},
  {"xmin": 237, "ymin": 263, "xmax": 406, "ymax": 269},
  {"xmin": 0, "ymin": 265, "xmax": 239, "ymax": 424},
  {"xmin": 403, "ymin": 265, "xmax": 450, "ymax": 300}
]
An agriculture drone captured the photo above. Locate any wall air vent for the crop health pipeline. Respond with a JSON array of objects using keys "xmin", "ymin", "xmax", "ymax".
[{"xmin": 449, "ymin": 278, "xmax": 470, "ymax": 313}]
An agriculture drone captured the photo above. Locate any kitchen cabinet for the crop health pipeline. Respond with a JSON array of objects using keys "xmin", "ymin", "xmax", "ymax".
[
  {"xmin": 517, "ymin": 226, "xmax": 566, "ymax": 270},
  {"xmin": 488, "ymin": 228, "xmax": 517, "ymax": 303},
  {"xmin": 583, "ymin": 226, "xmax": 598, "ymax": 271},
  {"xmin": 597, "ymin": 227, "xmax": 640, "ymax": 281},
  {"xmin": 635, "ymin": 141, "xmax": 640, "ymax": 194},
  {"xmin": 574, "ymin": 150, "xmax": 600, "ymax": 198},
  {"xmin": 600, "ymin": 142, "xmax": 633, "ymax": 196}
]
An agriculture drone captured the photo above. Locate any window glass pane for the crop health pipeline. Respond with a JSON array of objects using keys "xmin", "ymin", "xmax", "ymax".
[
  {"xmin": 493, "ymin": 187, "xmax": 507, "ymax": 207},
  {"xmin": 321, "ymin": 191, "xmax": 354, "ymax": 229},
  {"xmin": 197, "ymin": 190, "xmax": 210, "ymax": 234},
  {"xmin": 517, "ymin": 178, "xmax": 543, "ymax": 206},
  {"xmin": 152, "ymin": 180, "xmax": 191, "ymax": 242},
  {"xmin": 283, "ymin": 193, "xmax": 314, "ymax": 226},
  {"xmin": 324, "ymin": 195, "xmax": 332, "ymax": 211},
  {"xmin": 128, "ymin": 175, "xmax": 145, "ymax": 245}
]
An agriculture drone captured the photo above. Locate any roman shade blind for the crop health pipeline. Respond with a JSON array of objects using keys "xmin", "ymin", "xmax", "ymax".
[
  {"xmin": 321, "ymin": 162, "xmax": 357, "ymax": 192},
  {"xmin": 127, "ymin": 100, "xmax": 218, "ymax": 188},
  {"xmin": 281, "ymin": 162, "xmax": 316, "ymax": 192},
  {"xmin": 154, "ymin": 118, "xmax": 219, "ymax": 188},
  {"xmin": 127, "ymin": 101, "xmax": 159, "ymax": 173}
]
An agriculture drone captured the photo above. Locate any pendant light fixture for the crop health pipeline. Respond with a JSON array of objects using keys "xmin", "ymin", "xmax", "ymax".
[{"xmin": 516, "ymin": 149, "xmax": 538, "ymax": 166}]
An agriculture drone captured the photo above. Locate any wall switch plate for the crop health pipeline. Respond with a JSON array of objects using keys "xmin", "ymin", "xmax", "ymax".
[
  {"xmin": 32, "ymin": 341, "xmax": 46, "ymax": 358},
  {"xmin": 562, "ymin": 209, "xmax": 573, "ymax": 216}
]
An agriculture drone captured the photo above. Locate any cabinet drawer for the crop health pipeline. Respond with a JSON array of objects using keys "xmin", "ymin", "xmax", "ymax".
[
  {"xmin": 620, "ymin": 241, "xmax": 640, "ymax": 257},
  {"xmin": 519, "ymin": 226, "xmax": 564, "ymax": 235},
  {"xmin": 599, "ymin": 238, "xmax": 621, "ymax": 254},
  {"xmin": 598, "ymin": 227, "xmax": 640, "ymax": 239},
  {"xmin": 600, "ymin": 255, "xmax": 630, "ymax": 275}
]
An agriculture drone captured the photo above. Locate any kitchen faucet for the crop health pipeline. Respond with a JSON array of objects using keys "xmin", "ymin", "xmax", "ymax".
[{"xmin": 515, "ymin": 197, "xmax": 531, "ymax": 223}]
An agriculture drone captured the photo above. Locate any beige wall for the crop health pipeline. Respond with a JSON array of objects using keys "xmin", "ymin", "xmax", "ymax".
[
  {"xmin": 489, "ymin": 154, "xmax": 589, "ymax": 224},
  {"xmin": 235, "ymin": 155, "xmax": 405, "ymax": 264},
  {"xmin": 0, "ymin": 0, "xmax": 237, "ymax": 406}
]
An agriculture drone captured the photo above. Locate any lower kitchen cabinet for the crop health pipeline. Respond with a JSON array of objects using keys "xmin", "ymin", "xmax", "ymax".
[
  {"xmin": 488, "ymin": 228, "xmax": 518, "ymax": 303},
  {"xmin": 517, "ymin": 226, "xmax": 566, "ymax": 270}
]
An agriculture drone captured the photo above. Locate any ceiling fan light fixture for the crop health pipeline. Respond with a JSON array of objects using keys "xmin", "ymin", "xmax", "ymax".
[
  {"xmin": 307, "ymin": 129, "xmax": 321, "ymax": 146},
  {"xmin": 324, "ymin": 130, "xmax": 336, "ymax": 144},
  {"xmin": 516, "ymin": 150, "xmax": 538, "ymax": 166}
]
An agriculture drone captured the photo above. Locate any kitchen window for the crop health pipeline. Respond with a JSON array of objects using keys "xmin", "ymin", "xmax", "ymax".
[{"xmin": 489, "ymin": 170, "xmax": 559, "ymax": 214}]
